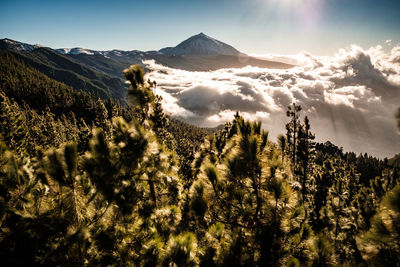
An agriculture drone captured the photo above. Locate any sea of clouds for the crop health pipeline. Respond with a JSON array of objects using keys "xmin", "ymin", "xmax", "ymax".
[{"xmin": 145, "ymin": 44, "xmax": 400, "ymax": 158}]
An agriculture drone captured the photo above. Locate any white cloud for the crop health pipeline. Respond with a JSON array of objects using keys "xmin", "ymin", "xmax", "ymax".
[{"xmin": 144, "ymin": 45, "xmax": 400, "ymax": 158}]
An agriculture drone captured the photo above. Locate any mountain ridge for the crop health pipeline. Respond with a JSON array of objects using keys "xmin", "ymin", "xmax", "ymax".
[
  {"xmin": 0, "ymin": 34, "xmax": 293, "ymax": 77},
  {"xmin": 54, "ymin": 33, "xmax": 243, "ymax": 57}
]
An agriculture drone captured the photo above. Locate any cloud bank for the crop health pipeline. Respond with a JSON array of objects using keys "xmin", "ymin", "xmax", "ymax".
[{"xmin": 145, "ymin": 45, "xmax": 400, "ymax": 158}]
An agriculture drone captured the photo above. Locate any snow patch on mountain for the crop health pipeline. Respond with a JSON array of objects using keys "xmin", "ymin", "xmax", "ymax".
[
  {"xmin": 57, "ymin": 47, "xmax": 102, "ymax": 55},
  {"xmin": 1, "ymin": 38, "xmax": 39, "ymax": 52}
]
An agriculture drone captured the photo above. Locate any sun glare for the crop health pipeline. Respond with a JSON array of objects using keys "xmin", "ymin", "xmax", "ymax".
[
  {"xmin": 256, "ymin": 0, "xmax": 323, "ymax": 28},
  {"xmin": 259, "ymin": 0, "xmax": 321, "ymax": 10},
  {"xmin": 263, "ymin": 0, "xmax": 305, "ymax": 9}
]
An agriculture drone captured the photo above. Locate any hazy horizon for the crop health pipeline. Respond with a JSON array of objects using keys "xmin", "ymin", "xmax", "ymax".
[{"xmin": 1, "ymin": 34, "xmax": 398, "ymax": 58}]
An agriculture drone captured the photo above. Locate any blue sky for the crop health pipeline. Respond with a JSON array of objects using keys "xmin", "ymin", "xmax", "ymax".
[{"xmin": 1, "ymin": 0, "xmax": 399, "ymax": 55}]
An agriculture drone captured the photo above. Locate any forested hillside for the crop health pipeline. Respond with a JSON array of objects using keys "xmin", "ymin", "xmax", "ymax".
[
  {"xmin": 0, "ymin": 41, "xmax": 128, "ymax": 101},
  {"xmin": 0, "ymin": 57, "xmax": 399, "ymax": 266}
]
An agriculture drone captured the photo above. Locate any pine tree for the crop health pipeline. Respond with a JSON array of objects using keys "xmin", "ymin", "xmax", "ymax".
[
  {"xmin": 124, "ymin": 64, "xmax": 153, "ymax": 124},
  {"xmin": 82, "ymin": 65, "xmax": 183, "ymax": 265},
  {"xmin": 310, "ymin": 162, "xmax": 333, "ymax": 231},
  {"xmin": 38, "ymin": 143, "xmax": 93, "ymax": 265},
  {"xmin": 0, "ymin": 142, "xmax": 41, "ymax": 265},
  {"xmin": 277, "ymin": 134, "xmax": 286, "ymax": 162},
  {"xmin": 286, "ymin": 103, "xmax": 302, "ymax": 164},
  {"xmin": 0, "ymin": 92, "xmax": 29, "ymax": 154},
  {"xmin": 295, "ymin": 116, "xmax": 315, "ymax": 204},
  {"xmin": 319, "ymin": 158, "xmax": 363, "ymax": 264},
  {"xmin": 94, "ymin": 98, "xmax": 111, "ymax": 134},
  {"xmin": 192, "ymin": 117, "xmax": 314, "ymax": 265},
  {"xmin": 357, "ymin": 184, "xmax": 400, "ymax": 266}
]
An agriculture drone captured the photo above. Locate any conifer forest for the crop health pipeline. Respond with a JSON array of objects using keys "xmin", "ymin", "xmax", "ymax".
[{"xmin": 1, "ymin": 51, "xmax": 400, "ymax": 266}]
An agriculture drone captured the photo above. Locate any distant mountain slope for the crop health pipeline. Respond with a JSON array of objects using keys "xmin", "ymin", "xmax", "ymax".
[
  {"xmin": 0, "ymin": 51, "xmax": 102, "ymax": 121},
  {"xmin": 67, "ymin": 54, "xmax": 130, "ymax": 79},
  {"xmin": 0, "ymin": 39, "xmax": 128, "ymax": 101},
  {"xmin": 147, "ymin": 54, "xmax": 292, "ymax": 71}
]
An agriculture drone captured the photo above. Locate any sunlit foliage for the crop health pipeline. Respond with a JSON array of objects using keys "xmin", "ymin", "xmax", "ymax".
[{"xmin": 0, "ymin": 60, "xmax": 398, "ymax": 266}]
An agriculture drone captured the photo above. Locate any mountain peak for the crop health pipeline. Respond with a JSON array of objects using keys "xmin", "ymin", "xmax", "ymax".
[{"xmin": 159, "ymin": 33, "xmax": 242, "ymax": 56}]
